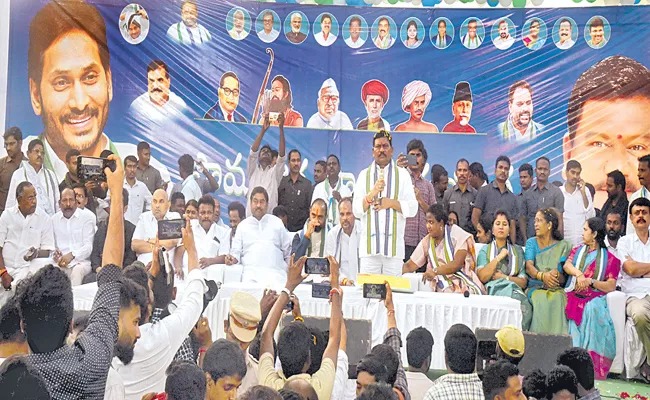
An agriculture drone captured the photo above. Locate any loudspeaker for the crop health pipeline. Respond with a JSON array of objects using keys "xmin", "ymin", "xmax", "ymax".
[{"xmin": 475, "ymin": 328, "xmax": 573, "ymax": 376}]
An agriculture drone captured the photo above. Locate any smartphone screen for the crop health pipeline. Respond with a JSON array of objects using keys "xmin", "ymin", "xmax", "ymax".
[
  {"xmin": 362, "ymin": 283, "xmax": 386, "ymax": 299},
  {"xmin": 158, "ymin": 219, "xmax": 184, "ymax": 240},
  {"xmin": 304, "ymin": 258, "xmax": 330, "ymax": 275}
]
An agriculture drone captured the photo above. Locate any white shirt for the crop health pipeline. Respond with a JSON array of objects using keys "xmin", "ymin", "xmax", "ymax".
[
  {"xmin": 129, "ymin": 91, "xmax": 189, "ymax": 124},
  {"xmin": 314, "ymin": 31, "xmax": 337, "ymax": 46},
  {"xmin": 345, "ymin": 36, "xmax": 365, "ymax": 48},
  {"xmin": 0, "ymin": 206, "xmax": 54, "ymax": 273},
  {"xmin": 230, "ymin": 214, "xmax": 292, "ymax": 285},
  {"xmin": 228, "ymin": 28, "xmax": 249, "ymax": 41},
  {"xmin": 560, "ymin": 184, "xmax": 595, "ymax": 247},
  {"xmin": 493, "ymin": 35, "xmax": 514, "ymax": 50},
  {"xmin": 246, "ymin": 150, "xmax": 286, "ymax": 217},
  {"xmin": 115, "ymin": 268, "xmax": 207, "ymax": 399},
  {"xmin": 132, "ymin": 211, "xmax": 182, "ymax": 264},
  {"xmin": 325, "ymin": 223, "xmax": 360, "ymax": 282},
  {"xmin": 617, "ymin": 229, "xmax": 650, "ymax": 298},
  {"xmin": 312, "ymin": 178, "xmax": 352, "ymax": 227},
  {"xmin": 306, "ymin": 111, "xmax": 353, "ymax": 130},
  {"xmin": 51, "ymin": 208, "xmax": 95, "ymax": 263},
  {"xmin": 557, "ymin": 38, "xmax": 575, "ymax": 49},
  {"xmin": 258, "ymin": 28, "xmax": 279, "ymax": 43},
  {"xmin": 124, "ymin": 179, "xmax": 152, "ymax": 226},
  {"xmin": 180, "ymin": 175, "xmax": 202, "ymax": 202},
  {"xmin": 406, "ymin": 371, "xmax": 435, "ymax": 400},
  {"xmin": 605, "ymin": 237, "xmax": 622, "ymax": 261},
  {"xmin": 191, "ymin": 219, "xmax": 231, "ymax": 259},
  {"xmin": 167, "ymin": 22, "xmax": 212, "ymax": 45},
  {"xmin": 104, "ymin": 366, "xmax": 126, "ymax": 400},
  {"xmin": 6, "ymin": 162, "xmax": 59, "ymax": 216},
  {"xmin": 627, "ymin": 187, "xmax": 649, "ymax": 235},
  {"xmin": 353, "ymin": 162, "xmax": 417, "ymax": 259}
]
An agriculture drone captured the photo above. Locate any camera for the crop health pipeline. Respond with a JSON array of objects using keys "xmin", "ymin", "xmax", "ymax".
[
  {"xmin": 158, "ymin": 219, "xmax": 184, "ymax": 240},
  {"xmin": 304, "ymin": 258, "xmax": 330, "ymax": 275},
  {"xmin": 362, "ymin": 283, "xmax": 387, "ymax": 300},
  {"xmin": 77, "ymin": 156, "xmax": 116, "ymax": 182}
]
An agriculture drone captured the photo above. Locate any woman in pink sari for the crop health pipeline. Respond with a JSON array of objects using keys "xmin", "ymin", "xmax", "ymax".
[{"xmin": 563, "ymin": 217, "xmax": 620, "ymax": 380}]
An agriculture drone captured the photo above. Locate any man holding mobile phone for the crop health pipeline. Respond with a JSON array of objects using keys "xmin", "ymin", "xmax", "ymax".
[{"xmin": 132, "ymin": 189, "xmax": 182, "ymax": 265}]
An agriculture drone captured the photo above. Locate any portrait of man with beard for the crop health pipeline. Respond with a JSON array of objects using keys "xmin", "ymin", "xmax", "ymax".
[
  {"xmin": 259, "ymin": 75, "xmax": 303, "ymax": 127},
  {"xmin": 499, "ymin": 80, "xmax": 543, "ymax": 143},
  {"xmin": 442, "ymin": 81, "xmax": 476, "ymax": 134},
  {"xmin": 357, "ymin": 80, "xmax": 390, "ymax": 131},
  {"xmin": 167, "ymin": 0, "xmax": 212, "ymax": 45},
  {"xmin": 492, "ymin": 19, "xmax": 515, "ymax": 50}
]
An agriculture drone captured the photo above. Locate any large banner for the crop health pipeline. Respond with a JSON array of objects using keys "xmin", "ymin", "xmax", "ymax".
[{"xmin": 5, "ymin": 0, "xmax": 650, "ymax": 210}]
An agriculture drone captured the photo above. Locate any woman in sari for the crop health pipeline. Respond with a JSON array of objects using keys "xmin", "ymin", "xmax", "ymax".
[
  {"xmin": 563, "ymin": 217, "xmax": 620, "ymax": 379},
  {"xmin": 477, "ymin": 209, "xmax": 533, "ymax": 330},
  {"xmin": 403, "ymin": 204, "xmax": 485, "ymax": 294},
  {"xmin": 525, "ymin": 208, "xmax": 573, "ymax": 334}
]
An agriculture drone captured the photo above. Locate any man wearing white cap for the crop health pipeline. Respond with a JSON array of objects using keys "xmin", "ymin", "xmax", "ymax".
[
  {"xmin": 224, "ymin": 291, "xmax": 262, "ymax": 394},
  {"xmin": 306, "ymin": 79, "xmax": 353, "ymax": 130},
  {"xmin": 395, "ymin": 80, "xmax": 438, "ymax": 133}
]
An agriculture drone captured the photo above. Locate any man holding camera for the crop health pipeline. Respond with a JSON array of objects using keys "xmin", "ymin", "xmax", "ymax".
[{"xmin": 132, "ymin": 188, "xmax": 181, "ymax": 265}]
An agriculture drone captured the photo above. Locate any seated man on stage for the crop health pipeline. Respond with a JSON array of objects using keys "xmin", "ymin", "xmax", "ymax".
[
  {"xmin": 292, "ymin": 199, "xmax": 327, "ymax": 258},
  {"xmin": 353, "ymin": 130, "xmax": 417, "ymax": 276},
  {"xmin": 228, "ymin": 186, "xmax": 292, "ymax": 284},
  {"xmin": 325, "ymin": 198, "xmax": 360, "ymax": 286},
  {"xmin": 403, "ymin": 204, "xmax": 485, "ymax": 294},
  {"xmin": 132, "ymin": 188, "xmax": 182, "ymax": 265},
  {"xmin": 618, "ymin": 197, "xmax": 650, "ymax": 382}
]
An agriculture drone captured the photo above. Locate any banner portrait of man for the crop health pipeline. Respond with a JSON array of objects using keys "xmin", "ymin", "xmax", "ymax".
[
  {"xmin": 498, "ymin": 80, "xmax": 543, "ymax": 143},
  {"xmin": 394, "ymin": 81, "xmax": 437, "ymax": 133},
  {"xmin": 204, "ymin": 72, "xmax": 248, "ymax": 123},
  {"xmin": 168, "ymin": 0, "xmax": 212, "ymax": 45},
  {"xmin": 357, "ymin": 80, "xmax": 390, "ymax": 131},
  {"xmin": 259, "ymin": 75, "xmax": 303, "ymax": 128}
]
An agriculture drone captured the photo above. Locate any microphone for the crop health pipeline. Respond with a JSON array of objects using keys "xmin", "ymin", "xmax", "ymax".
[{"xmin": 463, "ymin": 290, "xmax": 470, "ymax": 298}]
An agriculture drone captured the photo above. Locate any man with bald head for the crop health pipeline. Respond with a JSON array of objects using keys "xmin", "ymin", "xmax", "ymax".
[
  {"xmin": 132, "ymin": 188, "xmax": 182, "ymax": 264},
  {"xmin": 284, "ymin": 379, "xmax": 318, "ymax": 400},
  {"xmin": 51, "ymin": 187, "xmax": 96, "ymax": 285},
  {"xmin": 292, "ymin": 199, "xmax": 328, "ymax": 258}
]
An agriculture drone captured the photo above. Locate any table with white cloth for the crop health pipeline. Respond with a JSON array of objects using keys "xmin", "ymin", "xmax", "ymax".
[{"xmin": 73, "ymin": 265, "xmax": 522, "ymax": 370}]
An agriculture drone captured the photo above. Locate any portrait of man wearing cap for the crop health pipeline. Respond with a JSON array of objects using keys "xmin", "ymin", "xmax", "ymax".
[
  {"xmin": 495, "ymin": 325, "xmax": 525, "ymax": 367},
  {"xmin": 442, "ymin": 81, "xmax": 477, "ymax": 134},
  {"xmin": 357, "ymin": 80, "xmax": 391, "ymax": 131},
  {"xmin": 224, "ymin": 291, "xmax": 262, "ymax": 394},
  {"xmin": 306, "ymin": 78, "xmax": 353, "ymax": 130},
  {"xmin": 395, "ymin": 80, "xmax": 438, "ymax": 133}
]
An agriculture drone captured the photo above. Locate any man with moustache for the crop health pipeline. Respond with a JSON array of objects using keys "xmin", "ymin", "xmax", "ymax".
[
  {"xmin": 499, "ymin": 81, "xmax": 543, "ymax": 143},
  {"xmin": 357, "ymin": 80, "xmax": 391, "ymax": 131},
  {"xmin": 560, "ymin": 160, "xmax": 595, "ymax": 246},
  {"xmin": 260, "ymin": 75, "xmax": 303, "ymax": 127},
  {"xmin": 313, "ymin": 154, "xmax": 351, "ymax": 228},
  {"xmin": 168, "ymin": 0, "xmax": 212, "ymax": 45},
  {"xmin": 228, "ymin": 9, "xmax": 248, "ymax": 41},
  {"xmin": 227, "ymin": 201, "xmax": 245, "ymax": 248},
  {"xmin": 563, "ymin": 56, "xmax": 650, "ymax": 208},
  {"xmin": 432, "ymin": 19, "xmax": 452, "ymax": 49},
  {"xmin": 51, "ymin": 187, "xmax": 95, "ymax": 286},
  {"xmin": 443, "ymin": 82, "xmax": 476, "ymax": 134},
  {"xmin": 286, "ymin": 13, "xmax": 307, "ymax": 44},
  {"xmin": 132, "ymin": 189, "xmax": 182, "ymax": 265},
  {"xmin": 604, "ymin": 211, "xmax": 624, "ymax": 260},
  {"xmin": 516, "ymin": 163, "xmax": 533, "ymax": 245},
  {"xmin": 314, "ymin": 14, "xmax": 337, "ymax": 47},
  {"xmin": 129, "ymin": 60, "xmax": 189, "ymax": 124},
  {"xmin": 395, "ymin": 81, "xmax": 438, "ymax": 133},
  {"xmin": 325, "ymin": 198, "xmax": 360, "ymax": 285},
  {"xmin": 6, "ymin": 139, "xmax": 59, "ymax": 216},
  {"xmin": 443, "ymin": 158, "xmax": 477, "ymax": 234},
  {"xmin": 345, "ymin": 16, "xmax": 365, "ymax": 49},
  {"xmin": 0, "ymin": 128, "xmax": 25, "ymax": 214},
  {"xmin": 618, "ymin": 197, "xmax": 650, "ymax": 382},
  {"xmin": 627, "ymin": 155, "xmax": 650, "ymax": 235},
  {"xmin": 374, "ymin": 17, "xmax": 395, "ymax": 49},
  {"xmin": 353, "ymin": 130, "xmax": 417, "ymax": 276},
  {"xmin": 23, "ymin": 1, "xmax": 170, "ymax": 184},
  {"xmin": 313, "ymin": 161, "xmax": 327, "ymax": 186},
  {"xmin": 587, "ymin": 17, "xmax": 607, "ymax": 49},
  {"xmin": 599, "ymin": 170, "xmax": 629, "ymax": 230},
  {"xmin": 556, "ymin": 18, "xmax": 575, "ymax": 49},
  {"xmin": 278, "ymin": 150, "xmax": 313, "ymax": 232},
  {"xmin": 493, "ymin": 20, "xmax": 514, "ymax": 50},
  {"xmin": 292, "ymin": 199, "xmax": 328, "ymax": 258},
  {"xmin": 204, "ymin": 72, "xmax": 248, "ymax": 122},
  {"xmin": 123, "ymin": 155, "xmax": 152, "ymax": 226},
  {"xmin": 461, "ymin": 19, "xmax": 482, "ymax": 49},
  {"xmin": 306, "ymin": 79, "xmax": 353, "ymax": 130},
  {"xmin": 257, "ymin": 11, "xmax": 279, "ymax": 43}
]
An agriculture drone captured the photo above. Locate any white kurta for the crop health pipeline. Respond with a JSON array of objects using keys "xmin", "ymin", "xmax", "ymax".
[
  {"xmin": 306, "ymin": 111, "xmax": 353, "ymax": 130},
  {"xmin": 560, "ymin": 184, "xmax": 595, "ymax": 247},
  {"xmin": 180, "ymin": 175, "xmax": 202, "ymax": 202},
  {"xmin": 617, "ymin": 229, "xmax": 650, "ymax": 299},
  {"xmin": 246, "ymin": 150, "xmax": 286, "ymax": 217},
  {"xmin": 167, "ymin": 22, "xmax": 212, "ymax": 45},
  {"xmin": 132, "ymin": 211, "xmax": 182, "ymax": 265},
  {"xmin": 311, "ymin": 178, "xmax": 352, "ymax": 228},
  {"xmin": 6, "ymin": 162, "xmax": 59, "ymax": 216},
  {"xmin": 128, "ymin": 91, "xmax": 189, "ymax": 124},
  {"xmin": 0, "ymin": 205, "xmax": 54, "ymax": 274},
  {"xmin": 51, "ymin": 208, "xmax": 95, "ymax": 269},
  {"xmin": 325, "ymin": 223, "xmax": 361, "ymax": 282},
  {"xmin": 353, "ymin": 161, "xmax": 417, "ymax": 260},
  {"xmin": 124, "ymin": 179, "xmax": 152, "ymax": 226}
]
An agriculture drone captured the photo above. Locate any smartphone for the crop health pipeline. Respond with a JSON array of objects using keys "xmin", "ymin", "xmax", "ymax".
[
  {"xmin": 158, "ymin": 219, "xmax": 184, "ymax": 240},
  {"xmin": 77, "ymin": 156, "xmax": 116, "ymax": 182},
  {"xmin": 284, "ymin": 299, "xmax": 294, "ymax": 312},
  {"xmin": 312, "ymin": 283, "xmax": 332, "ymax": 299},
  {"xmin": 406, "ymin": 154, "xmax": 418, "ymax": 166},
  {"xmin": 304, "ymin": 258, "xmax": 330, "ymax": 275},
  {"xmin": 362, "ymin": 283, "xmax": 387, "ymax": 300},
  {"xmin": 202, "ymin": 280, "xmax": 220, "ymax": 315},
  {"xmin": 269, "ymin": 98, "xmax": 282, "ymax": 122}
]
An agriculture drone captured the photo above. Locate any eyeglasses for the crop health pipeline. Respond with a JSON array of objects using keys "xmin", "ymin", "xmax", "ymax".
[
  {"xmin": 320, "ymin": 95, "xmax": 338, "ymax": 104},
  {"xmin": 222, "ymin": 88, "xmax": 240, "ymax": 98}
]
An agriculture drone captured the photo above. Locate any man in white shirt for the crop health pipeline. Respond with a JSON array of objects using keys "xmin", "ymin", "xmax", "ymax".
[
  {"xmin": 306, "ymin": 79, "xmax": 353, "ymax": 130},
  {"xmin": 493, "ymin": 20, "xmax": 514, "ymax": 50},
  {"xmin": 228, "ymin": 9, "xmax": 248, "ymax": 41},
  {"xmin": 314, "ymin": 14, "xmax": 337, "ymax": 46},
  {"xmin": 228, "ymin": 187, "xmax": 292, "ymax": 285},
  {"xmin": 246, "ymin": 115, "xmax": 286, "ymax": 216},
  {"xmin": 561, "ymin": 160, "xmax": 595, "ymax": 246},
  {"xmin": 0, "ymin": 182, "xmax": 55, "ymax": 304},
  {"xmin": 374, "ymin": 17, "xmax": 395, "ymax": 49},
  {"xmin": 167, "ymin": 0, "xmax": 212, "ymax": 45},
  {"xmin": 325, "ymin": 198, "xmax": 359, "ymax": 285},
  {"xmin": 627, "ymin": 154, "xmax": 650, "ymax": 236},
  {"xmin": 345, "ymin": 16, "xmax": 365, "ymax": 49},
  {"xmin": 51, "ymin": 188, "xmax": 95, "ymax": 286},
  {"xmin": 213, "ymin": 197, "xmax": 229, "ymax": 229},
  {"xmin": 177, "ymin": 154, "xmax": 202, "ymax": 202},
  {"xmin": 257, "ymin": 11, "xmax": 279, "ymax": 43},
  {"xmin": 313, "ymin": 155, "xmax": 352, "ymax": 229},
  {"xmin": 405, "ymin": 327, "xmax": 435, "ymax": 400},
  {"xmin": 123, "ymin": 156, "xmax": 152, "ymax": 226},
  {"xmin": 132, "ymin": 189, "xmax": 182, "ymax": 265},
  {"xmin": 353, "ymin": 131, "xmax": 417, "ymax": 276},
  {"xmin": 556, "ymin": 19, "xmax": 575, "ymax": 49},
  {"xmin": 618, "ymin": 197, "xmax": 650, "ymax": 381},
  {"xmin": 6, "ymin": 139, "xmax": 59, "ymax": 216}
]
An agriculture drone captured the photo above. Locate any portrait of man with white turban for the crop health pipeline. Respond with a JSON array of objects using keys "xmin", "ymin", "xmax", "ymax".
[
  {"xmin": 395, "ymin": 80, "xmax": 439, "ymax": 133},
  {"xmin": 307, "ymin": 78, "xmax": 353, "ymax": 130},
  {"xmin": 442, "ymin": 81, "xmax": 476, "ymax": 133},
  {"xmin": 357, "ymin": 80, "xmax": 391, "ymax": 131}
]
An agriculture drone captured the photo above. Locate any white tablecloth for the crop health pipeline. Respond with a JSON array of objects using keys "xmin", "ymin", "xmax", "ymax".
[{"xmin": 73, "ymin": 265, "xmax": 522, "ymax": 370}]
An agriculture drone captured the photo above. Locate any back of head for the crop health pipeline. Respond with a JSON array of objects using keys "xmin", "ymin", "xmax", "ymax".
[
  {"xmin": 356, "ymin": 382, "xmax": 398, "ymax": 400},
  {"xmin": 444, "ymin": 324, "xmax": 477, "ymax": 374},
  {"xmin": 283, "ymin": 379, "xmax": 318, "ymax": 400},
  {"xmin": 546, "ymin": 365, "xmax": 578, "ymax": 399},
  {"xmin": 279, "ymin": 388, "xmax": 303, "ymax": 400},
  {"xmin": 18, "ymin": 265, "xmax": 73, "ymax": 353},
  {"xmin": 482, "ymin": 359, "xmax": 519, "ymax": 400},
  {"xmin": 0, "ymin": 355, "xmax": 51, "ymax": 399},
  {"xmin": 165, "ymin": 360, "xmax": 206, "ymax": 400},
  {"xmin": 273, "ymin": 205, "xmax": 288, "ymax": 219},
  {"xmin": 356, "ymin": 354, "xmax": 390, "ymax": 384},
  {"xmin": 203, "ymin": 339, "xmax": 247, "ymax": 383},
  {"xmin": 305, "ymin": 326, "xmax": 327, "ymax": 375},
  {"xmin": 406, "ymin": 327, "xmax": 434, "ymax": 370},
  {"xmin": 523, "ymin": 369, "xmax": 547, "ymax": 399},
  {"xmin": 0, "ymin": 295, "xmax": 26, "ymax": 345},
  {"xmin": 123, "ymin": 264, "xmax": 151, "ymax": 322},
  {"xmin": 278, "ymin": 322, "xmax": 311, "ymax": 378},
  {"xmin": 556, "ymin": 347, "xmax": 594, "ymax": 391},
  {"xmin": 371, "ymin": 344, "xmax": 400, "ymax": 385},
  {"xmin": 240, "ymin": 385, "xmax": 283, "ymax": 400},
  {"xmin": 178, "ymin": 154, "xmax": 194, "ymax": 174}
]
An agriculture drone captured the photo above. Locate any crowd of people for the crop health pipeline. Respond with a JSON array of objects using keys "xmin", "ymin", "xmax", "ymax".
[{"xmin": 0, "ymin": 119, "xmax": 648, "ymax": 399}]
